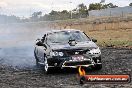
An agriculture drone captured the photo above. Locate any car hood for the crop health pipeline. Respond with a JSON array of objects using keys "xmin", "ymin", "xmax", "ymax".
[{"xmin": 49, "ymin": 41, "xmax": 98, "ymax": 50}]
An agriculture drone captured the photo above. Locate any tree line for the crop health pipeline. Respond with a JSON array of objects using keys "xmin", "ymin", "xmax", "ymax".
[
  {"xmin": 0, "ymin": 2, "xmax": 132, "ymax": 24},
  {"xmin": 31, "ymin": 3, "xmax": 118, "ymax": 21}
]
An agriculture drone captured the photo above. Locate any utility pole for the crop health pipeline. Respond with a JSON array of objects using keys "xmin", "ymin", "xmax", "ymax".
[
  {"xmin": 51, "ymin": 2, "xmax": 54, "ymax": 21},
  {"xmin": 51, "ymin": 2, "xmax": 53, "ymax": 11},
  {"xmin": 29, "ymin": 7, "xmax": 32, "ymax": 22},
  {"xmin": 0, "ymin": 7, "xmax": 1, "ymax": 15},
  {"xmin": 30, "ymin": 8, "xmax": 32, "ymax": 17},
  {"xmin": 70, "ymin": 1, "xmax": 72, "ymax": 19}
]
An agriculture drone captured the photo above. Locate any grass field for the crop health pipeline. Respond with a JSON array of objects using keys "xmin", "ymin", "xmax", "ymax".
[
  {"xmin": 86, "ymin": 29, "xmax": 132, "ymax": 47},
  {"xmin": 52, "ymin": 17, "xmax": 132, "ymax": 48},
  {"xmin": 1, "ymin": 16, "xmax": 132, "ymax": 48}
]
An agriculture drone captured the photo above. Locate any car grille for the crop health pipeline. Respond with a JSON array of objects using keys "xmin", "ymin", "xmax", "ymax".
[
  {"xmin": 63, "ymin": 60, "xmax": 92, "ymax": 66},
  {"xmin": 63, "ymin": 49, "xmax": 88, "ymax": 56}
]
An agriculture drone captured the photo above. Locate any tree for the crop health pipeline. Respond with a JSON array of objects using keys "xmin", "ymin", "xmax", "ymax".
[
  {"xmin": 31, "ymin": 11, "xmax": 42, "ymax": 21},
  {"xmin": 47, "ymin": 10, "xmax": 71, "ymax": 21},
  {"xmin": 49, "ymin": 10, "xmax": 58, "ymax": 16},
  {"xmin": 61, "ymin": 10, "xmax": 69, "ymax": 14},
  {"xmin": 89, "ymin": 3, "xmax": 118, "ymax": 11},
  {"xmin": 106, "ymin": 3, "xmax": 118, "ymax": 8},
  {"xmin": 78, "ymin": 3, "xmax": 87, "ymax": 11},
  {"xmin": 60, "ymin": 10, "xmax": 70, "ymax": 20},
  {"xmin": 32, "ymin": 11, "xmax": 42, "ymax": 18},
  {"xmin": 129, "ymin": 3, "xmax": 132, "ymax": 6},
  {"xmin": 89, "ymin": 3, "xmax": 103, "ymax": 11},
  {"xmin": 77, "ymin": 3, "xmax": 88, "ymax": 18}
]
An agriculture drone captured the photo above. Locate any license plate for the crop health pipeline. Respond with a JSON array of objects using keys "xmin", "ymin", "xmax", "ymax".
[{"xmin": 72, "ymin": 55, "xmax": 84, "ymax": 61}]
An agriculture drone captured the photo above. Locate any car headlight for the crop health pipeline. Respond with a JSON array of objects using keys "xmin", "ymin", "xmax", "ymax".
[
  {"xmin": 87, "ymin": 47, "xmax": 101, "ymax": 55},
  {"xmin": 52, "ymin": 51, "xmax": 59, "ymax": 56},
  {"xmin": 58, "ymin": 52, "xmax": 64, "ymax": 56},
  {"xmin": 50, "ymin": 51, "xmax": 64, "ymax": 56}
]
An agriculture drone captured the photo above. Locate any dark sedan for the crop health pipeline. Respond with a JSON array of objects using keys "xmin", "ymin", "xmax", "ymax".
[{"xmin": 34, "ymin": 29, "xmax": 102, "ymax": 73}]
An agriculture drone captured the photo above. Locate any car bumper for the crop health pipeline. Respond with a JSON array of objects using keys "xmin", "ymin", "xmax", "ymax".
[
  {"xmin": 47, "ymin": 55, "xmax": 102, "ymax": 68},
  {"xmin": 61, "ymin": 60, "xmax": 94, "ymax": 68}
]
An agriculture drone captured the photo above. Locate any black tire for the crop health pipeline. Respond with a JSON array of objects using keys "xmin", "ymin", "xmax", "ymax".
[
  {"xmin": 34, "ymin": 49, "xmax": 39, "ymax": 66},
  {"xmin": 93, "ymin": 64, "xmax": 102, "ymax": 70}
]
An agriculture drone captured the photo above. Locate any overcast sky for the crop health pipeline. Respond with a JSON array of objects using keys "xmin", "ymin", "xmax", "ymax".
[{"xmin": 0, "ymin": 0, "xmax": 131, "ymax": 17}]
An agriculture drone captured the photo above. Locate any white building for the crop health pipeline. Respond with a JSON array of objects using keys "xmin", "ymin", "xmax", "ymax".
[{"xmin": 89, "ymin": 6, "xmax": 132, "ymax": 17}]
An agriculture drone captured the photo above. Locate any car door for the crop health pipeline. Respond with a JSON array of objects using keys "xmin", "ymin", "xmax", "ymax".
[{"xmin": 37, "ymin": 35, "xmax": 47, "ymax": 63}]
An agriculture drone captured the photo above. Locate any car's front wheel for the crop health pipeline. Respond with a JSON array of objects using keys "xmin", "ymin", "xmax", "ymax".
[
  {"xmin": 44, "ymin": 56, "xmax": 52, "ymax": 74},
  {"xmin": 93, "ymin": 64, "xmax": 102, "ymax": 70}
]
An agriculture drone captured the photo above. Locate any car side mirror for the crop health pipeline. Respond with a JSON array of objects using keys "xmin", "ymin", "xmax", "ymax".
[
  {"xmin": 92, "ymin": 38, "xmax": 97, "ymax": 42},
  {"xmin": 36, "ymin": 38, "xmax": 40, "ymax": 41},
  {"xmin": 36, "ymin": 41, "xmax": 44, "ymax": 46}
]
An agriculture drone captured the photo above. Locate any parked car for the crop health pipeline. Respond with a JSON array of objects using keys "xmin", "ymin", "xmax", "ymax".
[{"xmin": 34, "ymin": 29, "xmax": 102, "ymax": 73}]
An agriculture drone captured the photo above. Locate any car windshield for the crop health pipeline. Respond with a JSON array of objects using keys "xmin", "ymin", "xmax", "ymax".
[{"xmin": 47, "ymin": 31, "xmax": 90, "ymax": 44}]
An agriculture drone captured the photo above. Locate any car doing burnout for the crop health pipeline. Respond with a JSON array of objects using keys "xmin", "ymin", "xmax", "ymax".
[{"xmin": 34, "ymin": 29, "xmax": 102, "ymax": 73}]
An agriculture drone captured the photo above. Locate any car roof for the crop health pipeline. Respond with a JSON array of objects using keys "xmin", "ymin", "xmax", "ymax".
[{"xmin": 44, "ymin": 29, "xmax": 83, "ymax": 34}]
